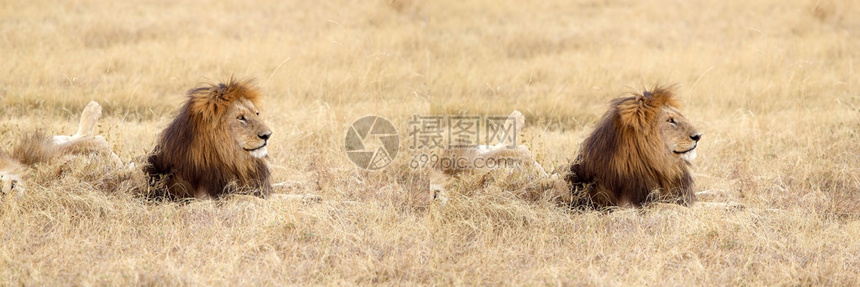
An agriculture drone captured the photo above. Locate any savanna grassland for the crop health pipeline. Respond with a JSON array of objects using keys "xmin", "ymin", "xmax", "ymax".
[{"xmin": 2, "ymin": 0, "xmax": 860, "ymax": 285}]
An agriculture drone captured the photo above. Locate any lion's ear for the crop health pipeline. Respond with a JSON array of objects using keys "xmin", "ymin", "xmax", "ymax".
[
  {"xmin": 212, "ymin": 79, "xmax": 257, "ymax": 104},
  {"xmin": 641, "ymin": 90, "xmax": 663, "ymax": 107},
  {"xmin": 615, "ymin": 96, "xmax": 652, "ymax": 130},
  {"xmin": 215, "ymin": 83, "xmax": 227, "ymax": 99},
  {"xmin": 212, "ymin": 83, "xmax": 234, "ymax": 103},
  {"xmin": 642, "ymin": 84, "xmax": 679, "ymax": 109}
]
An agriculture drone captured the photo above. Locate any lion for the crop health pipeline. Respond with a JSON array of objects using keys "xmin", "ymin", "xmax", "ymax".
[
  {"xmin": 425, "ymin": 110, "xmax": 556, "ymax": 206},
  {"xmin": 566, "ymin": 84, "xmax": 702, "ymax": 207},
  {"xmin": 1, "ymin": 101, "xmax": 121, "ymax": 196},
  {"xmin": 427, "ymin": 85, "xmax": 733, "ymax": 210},
  {"xmin": 144, "ymin": 79, "xmax": 275, "ymax": 200}
]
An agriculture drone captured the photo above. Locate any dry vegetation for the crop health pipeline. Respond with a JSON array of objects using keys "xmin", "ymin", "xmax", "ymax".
[{"xmin": 2, "ymin": 0, "xmax": 860, "ymax": 285}]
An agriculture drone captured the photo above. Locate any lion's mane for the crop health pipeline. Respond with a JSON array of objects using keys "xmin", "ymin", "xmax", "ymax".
[
  {"xmin": 145, "ymin": 79, "xmax": 272, "ymax": 199},
  {"xmin": 566, "ymin": 85, "xmax": 695, "ymax": 207}
]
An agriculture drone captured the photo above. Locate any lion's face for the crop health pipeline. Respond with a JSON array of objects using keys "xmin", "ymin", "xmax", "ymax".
[
  {"xmin": 0, "ymin": 172, "xmax": 22, "ymax": 196},
  {"xmin": 1, "ymin": 155, "xmax": 25, "ymax": 196},
  {"xmin": 658, "ymin": 105, "xmax": 701, "ymax": 163},
  {"xmin": 226, "ymin": 98, "xmax": 272, "ymax": 159}
]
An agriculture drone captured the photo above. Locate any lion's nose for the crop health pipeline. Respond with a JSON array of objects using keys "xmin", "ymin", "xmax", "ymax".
[
  {"xmin": 258, "ymin": 132, "xmax": 272, "ymax": 141},
  {"xmin": 690, "ymin": 133, "xmax": 702, "ymax": 142}
]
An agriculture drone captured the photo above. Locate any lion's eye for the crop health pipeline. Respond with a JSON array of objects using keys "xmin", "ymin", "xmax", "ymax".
[
  {"xmin": 238, "ymin": 115, "xmax": 246, "ymax": 121},
  {"xmin": 668, "ymin": 118, "xmax": 676, "ymax": 125},
  {"xmin": 255, "ymin": 112, "xmax": 259, "ymax": 116}
]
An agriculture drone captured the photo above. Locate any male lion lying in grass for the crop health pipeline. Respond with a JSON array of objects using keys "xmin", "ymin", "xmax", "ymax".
[
  {"xmin": 565, "ymin": 85, "xmax": 701, "ymax": 208},
  {"xmin": 1, "ymin": 101, "xmax": 121, "ymax": 196},
  {"xmin": 432, "ymin": 84, "xmax": 739, "ymax": 209},
  {"xmin": 144, "ymin": 78, "xmax": 318, "ymax": 202}
]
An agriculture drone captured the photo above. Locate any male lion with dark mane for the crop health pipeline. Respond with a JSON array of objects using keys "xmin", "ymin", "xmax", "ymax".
[
  {"xmin": 145, "ymin": 79, "xmax": 274, "ymax": 200},
  {"xmin": 566, "ymin": 84, "xmax": 702, "ymax": 208},
  {"xmin": 427, "ymin": 84, "xmax": 731, "ymax": 209}
]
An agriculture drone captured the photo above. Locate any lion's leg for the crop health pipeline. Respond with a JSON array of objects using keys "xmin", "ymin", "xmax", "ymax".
[
  {"xmin": 54, "ymin": 102, "xmax": 123, "ymax": 166},
  {"xmin": 54, "ymin": 136, "xmax": 110, "ymax": 155},
  {"xmin": 507, "ymin": 110, "xmax": 525, "ymax": 134},
  {"xmin": 53, "ymin": 136, "xmax": 122, "ymax": 167},
  {"xmin": 472, "ymin": 110, "xmax": 546, "ymax": 176},
  {"xmin": 474, "ymin": 145, "xmax": 548, "ymax": 177},
  {"xmin": 53, "ymin": 136, "xmax": 120, "ymax": 165},
  {"xmin": 73, "ymin": 101, "xmax": 102, "ymax": 139}
]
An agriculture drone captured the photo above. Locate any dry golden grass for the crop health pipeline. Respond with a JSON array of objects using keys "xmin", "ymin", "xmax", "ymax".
[{"xmin": 2, "ymin": 0, "xmax": 860, "ymax": 285}]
